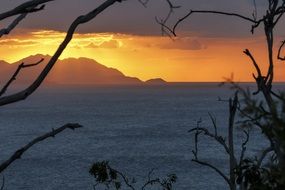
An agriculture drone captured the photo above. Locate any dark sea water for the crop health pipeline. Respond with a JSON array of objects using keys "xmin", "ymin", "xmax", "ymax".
[{"xmin": 0, "ymin": 83, "xmax": 275, "ymax": 189}]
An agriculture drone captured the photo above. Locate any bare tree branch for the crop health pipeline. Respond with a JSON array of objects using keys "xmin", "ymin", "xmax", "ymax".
[
  {"xmin": 0, "ymin": 0, "xmax": 120, "ymax": 107},
  {"xmin": 273, "ymin": 1, "xmax": 285, "ymax": 24},
  {"xmin": 0, "ymin": 13, "xmax": 27, "ymax": 38},
  {"xmin": 270, "ymin": 90, "xmax": 284, "ymax": 100},
  {"xmin": 252, "ymin": 0, "xmax": 258, "ymax": 20},
  {"xmin": 209, "ymin": 113, "xmax": 218, "ymax": 136},
  {"xmin": 243, "ymin": 49, "xmax": 267, "ymax": 95},
  {"xmin": 141, "ymin": 168, "xmax": 157, "ymax": 190},
  {"xmin": 137, "ymin": 0, "xmax": 149, "ymax": 8},
  {"xmin": 228, "ymin": 93, "xmax": 238, "ymax": 190},
  {"xmin": 0, "ymin": 58, "xmax": 44, "ymax": 97},
  {"xmin": 243, "ymin": 49, "xmax": 262, "ymax": 78},
  {"xmin": 155, "ymin": 0, "xmax": 180, "ymax": 37},
  {"xmin": 112, "ymin": 168, "xmax": 136, "ymax": 190},
  {"xmin": 191, "ymin": 159, "xmax": 231, "ymax": 187},
  {"xmin": 0, "ymin": 123, "xmax": 83, "ymax": 174},
  {"xmin": 190, "ymin": 122, "xmax": 231, "ymax": 188},
  {"xmin": 239, "ymin": 129, "xmax": 250, "ymax": 166},
  {"xmin": 171, "ymin": 10, "xmax": 262, "ymax": 36},
  {"xmin": 190, "ymin": 94, "xmax": 239, "ymax": 190},
  {"xmin": 189, "ymin": 127, "xmax": 230, "ymax": 154},
  {"xmin": 0, "ymin": 0, "xmax": 53, "ymax": 21},
  {"xmin": 277, "ymin": 40, "xmax": 285, "ymax": 60}
]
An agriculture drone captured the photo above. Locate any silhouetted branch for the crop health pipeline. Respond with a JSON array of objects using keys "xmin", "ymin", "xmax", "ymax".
[
  {"xmin": 114, "ymin": 169, "xmax": 136, "ymax": 190},
  {"xmin": 0, "ymin": 58, "xmax": 44, "ymax": 97},
  {"xmin": 252, "ymin": 0, "xmax": 258, "ymax": 20},
  {"xmin": 137, "ymin": 0, "xmax": 149, "ymax": 7},
  {"xmin": 155, "ymin": 17, "xmax": 175, "ymax": 38},
  {"xmin": 239, "ymin": 129, "xmax": 250, "ymax": 166},
  {"xmin": 191, "ymin": 124, "xmax": 231, "ymax": 186},
  {"xmin": 170, "ymin": 10, "xmax": 263, "ymax": 36},
  {"xmin": 228, "ymin": 93, "xmax": 238, "ymax": 189},
  {"xmin": 141, "ymin": 168, "xmax": 157, "ymax": 190},
  {"xmin": 270, "ymin": 90, "xmax": 284, "ymax": 100},
  {"xmin": 0, "ymin": 123, "xmax": 83, "ymax": 173},
  {"xmin": 243, "ymin": 48, "xmax": 275, "ymax": 105},
  {"xmin": 190, "ymin": 94, "xmax": 239, "ymax": 190},
  {"xmin": 0, "ymin": 13, "xmax": 27, "ymax": 38},
  {"xmin": 243, "ymin": 49, "xmax": 267, "ymax": 95},
  {"xmin": 0, "ymin": 0, "xmax": 51, "ymax": 38},
  {"xmin": 189, "ymin": 127, "xmax": 230, "ymax": 154},
  {"xmin": 209, "ymin": 113, "xmax": 218, "ymax": 136},
  {"xmin": 0, "ymin": 0, "xmax": 120, "ymax": 107},
  {"xmin": 154, "ymin": 0, "xmax": 180, "ymax": 37},
  {"xmin": 0, "ymin": 0, "xmax": 52, "ymax": 21},
  {"xmin": 273, "ymin": 7, "xmax": 285, "ymax": 26},
  {"xmin": 90, "ymin": 161, "xmax": 176, "ymax": 190},
  {"xmin": 243, "ymin": 49, "xmax": 262, "ymax": 78},
  {"xmin": 191, "ymin": 158, "xmax": 231, "ymax": 186},
  {"xmin": 277, "ymin": 40, "xmax": 285, "ymax": 60}
]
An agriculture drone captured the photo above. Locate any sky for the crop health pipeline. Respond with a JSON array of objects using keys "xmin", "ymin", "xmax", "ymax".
[{"xmin": 0, "ymin": 0, "xmax": 285, "ymax": 82}]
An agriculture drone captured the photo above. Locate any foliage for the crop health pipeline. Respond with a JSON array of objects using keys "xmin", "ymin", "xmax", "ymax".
[
  {"xmin": 89, "ymin": 161, "xmax": 177, "ymax": 190},
  {"xmin": 160, "ymin": 0, "xmax": 285, "ymax": 189},
  {"xmin": 233, "ymin": 86, "xmax": 285, "ymax": 189}
]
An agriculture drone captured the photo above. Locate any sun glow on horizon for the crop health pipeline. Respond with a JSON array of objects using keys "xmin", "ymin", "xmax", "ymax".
[{"xmin": 0, "ymin": 29, "xmax": 284, "ymax": 82}]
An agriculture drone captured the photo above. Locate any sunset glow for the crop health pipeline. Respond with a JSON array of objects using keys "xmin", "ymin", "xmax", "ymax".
[{"xmin": 0, "ymin": 30, "xmax": 284, "ymax": 82}]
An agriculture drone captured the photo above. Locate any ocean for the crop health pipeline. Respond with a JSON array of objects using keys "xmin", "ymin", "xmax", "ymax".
[{"xmin": 0, "ymin": 83, "xmax": 272, "ymax": 189}]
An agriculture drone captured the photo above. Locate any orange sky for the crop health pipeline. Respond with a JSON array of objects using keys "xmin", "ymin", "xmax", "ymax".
[{"xmin": 0, "ymin": 29, "xmax": 284, "ymax": 82}]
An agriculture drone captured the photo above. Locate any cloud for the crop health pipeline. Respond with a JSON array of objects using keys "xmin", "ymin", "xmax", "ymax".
[
  {"xmin": 100, "ymin": 40, "xmax": 120, "ymax": 48},
  {"xmin": 1, "ymin": 0, "xmax": 265, "ymax": 38},
  {"xmin": 0, "ymin": 39, "xmax": 38, "ymax": 46},
  {"xmin": 159, "ymin": 38, "xmax": 206, "ymax": 50},
  {"xmin": 85, "ymin": 40, "xmax": 121, "ymax": 49}
]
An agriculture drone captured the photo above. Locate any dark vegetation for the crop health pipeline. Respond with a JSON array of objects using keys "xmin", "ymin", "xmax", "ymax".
[
  {"xmin": 89, "ymin": 161, "xmax": 176, "ymax": 190},
  {"xmin": 156, "ymin": 0, "xmax": 285, "ymax": 189}
]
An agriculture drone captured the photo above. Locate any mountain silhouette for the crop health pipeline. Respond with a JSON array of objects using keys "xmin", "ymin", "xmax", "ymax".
[{"xmin": 0, "ymin": 54, "xmax": 142, "ymax": 86}]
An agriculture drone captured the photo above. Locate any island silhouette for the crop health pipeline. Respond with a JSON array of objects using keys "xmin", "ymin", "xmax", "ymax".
[{"xmin": 0, "ymin": 55, "xmax": 166, "ymax": 86}]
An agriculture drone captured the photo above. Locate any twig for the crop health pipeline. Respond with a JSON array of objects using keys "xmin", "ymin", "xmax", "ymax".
[
  {"xmin": 171, "ymin": 10, "xmax": 263, "ymax": 36},
  {"xmin": 228, "ymin": 93, "xmax": 238, "ymax": 189},
  {"xmin": 112, "ymin": 168, "xmax": 136, "ymax": 190},
  {"xmin": 189, "ymin": 127, "xmax": 230, "ymax": 154},
  {"xmin": 155, "ymin": 0, "xmax": 180, "ymax": 36},
  {"xmin": 243, "ymin": 49, "xmax": 268, "ymax": 95},
  {"xmin": 270, "ymin": 90, "xmax": 284, "ymax": 100},
  {"xmin": 190, "ymin": 120, "xmax": 231, "ymax": 188},
  {"xmin": 277, "ymin": 40, "xmax": 285, "ymax": 60},
  {"xmin": 0, "ymin": 58, "xmax": 44, "ymax": 97},
  {"xmin": 0, "ymin": 123, "xmax": 83, "ymax": 173},
  {"xmin": 141, "ymin": 168, "xmax": 159, "ymax": 190},
  {"xmin": 208, "ymin": 113, "xmax": 218, "ymax": 136},
  {"xmin": 243, "ymin": 49, "xmax": 262, "ymax": 78},
  {"xmin": 137, "ymin": 0, "xmax": 149, "ymax": 8},
  {"xmin": 239, "ymin": 129, "xmax": 250, "ymax": 164}
]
